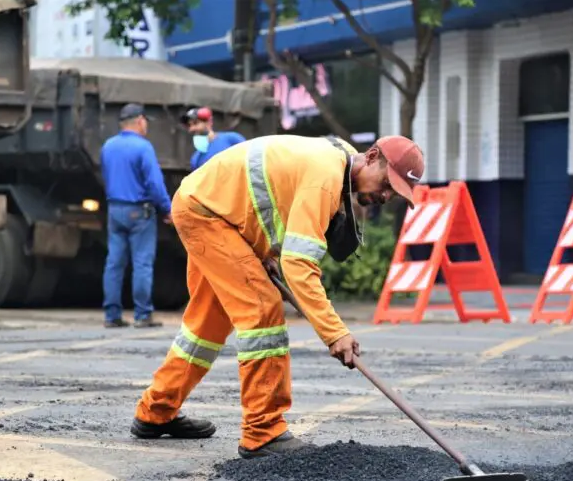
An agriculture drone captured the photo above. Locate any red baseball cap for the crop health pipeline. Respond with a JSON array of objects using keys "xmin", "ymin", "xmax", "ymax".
[
  {"xmin": 179, "ymin": 106, "xmax": 212, "ymax": 125},
  {"xmin": 376, "ymin": 135, "xmax": 425, "ymax": 208}
]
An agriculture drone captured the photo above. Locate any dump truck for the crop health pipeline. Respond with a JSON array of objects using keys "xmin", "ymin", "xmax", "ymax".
[{"xmin": 0, "ymin": 0, "xmax": 278, "ymax": 309}]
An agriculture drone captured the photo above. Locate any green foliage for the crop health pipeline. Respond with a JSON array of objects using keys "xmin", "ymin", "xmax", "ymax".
[
  {"xmin": 417, "ymin": 0, "xmax": 475, "ymax": 27},
  {"xmin": 276, "ymin": 0, "xmax": 476, "ymax": 27},
  {"xmin": 320, "ymin": 215, "xmax": 397, "ymax": 301},
  {"xmin": 279, "ymin": 0, "xmax": 299, "ymax": 21},
  {"xmin": 66, "ymin": 0, "xmax": 200, "ymax": 46},
  {"xmin": 64, "ymin": 0, "xmax": 475, "ymax": 46}
]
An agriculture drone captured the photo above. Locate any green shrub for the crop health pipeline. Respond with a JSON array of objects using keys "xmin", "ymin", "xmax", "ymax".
[{"xmin": 320, "ymin": 215, "xmax": 397, "ymax": 300}]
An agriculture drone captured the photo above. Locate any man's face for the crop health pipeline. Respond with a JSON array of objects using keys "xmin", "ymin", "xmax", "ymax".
[
  {"xmin": 187, "ymin": 119, "xmax": 210, "ymax": 135},
  {"xmin": 354, "ymin": 147, "xmax": 397, "ymax": 207},
  {"xmin": 138, "ymin": 116, "xmax": 148, "ymax": 136}
]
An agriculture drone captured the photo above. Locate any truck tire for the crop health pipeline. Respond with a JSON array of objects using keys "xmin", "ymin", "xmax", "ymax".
[
  {"xmin": 153, "ymin": 253, "xmax": 188, "ymax": 310},
  {"xmin": 24, "ymin": 257, "xmax": 61, "ymax": 307},
  {"xmin": 0, "ymin": 215, "xmax": 32, "ymax": 306}
]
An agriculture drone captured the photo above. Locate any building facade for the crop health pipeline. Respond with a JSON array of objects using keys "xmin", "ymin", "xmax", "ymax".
[
  {"xmin": 29, "ymin": 0, "xmax": 167, "ymax": 60},
  {"xmin": 165, "ymin": 0, "xmax": 573, "ymax": 282}
]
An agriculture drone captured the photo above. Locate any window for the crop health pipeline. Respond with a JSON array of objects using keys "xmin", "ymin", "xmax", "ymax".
[
  {"xmin": 519, "ymin": 53, "xmax": 570, "ymax": 116},
  {"xmin": 446, "ymin": 75, "xmax": 461, "ymax": 177}
]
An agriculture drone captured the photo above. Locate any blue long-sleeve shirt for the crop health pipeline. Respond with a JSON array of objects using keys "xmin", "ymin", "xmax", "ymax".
[
  {"xmin": 100, "ymin": 131, "xmax": 172, "ymax": 215},
  {"xmin": 190, "ymin": 131, "xmax": 245, "ymax": 171}
]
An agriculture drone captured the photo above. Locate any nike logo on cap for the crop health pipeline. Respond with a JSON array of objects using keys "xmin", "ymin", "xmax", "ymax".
[{"xmin": 406, "ymin": 170, "xmax": 421, "ymax": 182}]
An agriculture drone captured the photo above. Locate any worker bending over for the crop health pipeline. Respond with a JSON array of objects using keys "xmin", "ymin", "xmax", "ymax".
[
  {"xmin": 131, "ymin": 134, "xmax": 425, "ymax": 458},
  {"xmin": 180, "ymin": 106, "xmax": 245, "ymax": 172}
]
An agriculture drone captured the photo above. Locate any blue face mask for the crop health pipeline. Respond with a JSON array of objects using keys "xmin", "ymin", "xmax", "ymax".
[{"xmin": 193, "ymin": 134, "xmax": 210, "ymax": 153}]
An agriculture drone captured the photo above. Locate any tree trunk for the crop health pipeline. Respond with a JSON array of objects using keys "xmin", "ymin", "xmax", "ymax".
[
  {"xmin": 262, "ymin": 0, "xmax": 355, "ymax": 146},
  {"xmin": 287, "ymin": 60, "xmax": 355, "ymax": 144},
  {"xmin": 391, "ymin": 95, "xmax": 417, "ymax": 242},
  {"xmin": 399, "ymin": 96, "xmax": 416, "ymax": 140}
]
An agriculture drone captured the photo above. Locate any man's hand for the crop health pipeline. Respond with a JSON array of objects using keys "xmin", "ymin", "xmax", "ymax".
[
  {"xmin": 262, "ymin": 257, "xmax": 280, "ymax": 278},
  {"xmin": 329, "ymin": 334, "xmax": 360, "ymax": 369},
  {"xmin": 264, "ymin": 258, "xmax": 291, "ymax": 302},
  {"xmin": 163, "ymin": 213, "xmax": 173, "ymax": 225}
]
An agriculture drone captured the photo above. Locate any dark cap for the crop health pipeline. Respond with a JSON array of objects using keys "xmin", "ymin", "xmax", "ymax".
[
  {"xmin": 119, "ymin": 103, "xmax": 152, "ymax": 121},
  {"xmin": 180, "ymin": 107, "xmax": 212, "ymax": 125}
]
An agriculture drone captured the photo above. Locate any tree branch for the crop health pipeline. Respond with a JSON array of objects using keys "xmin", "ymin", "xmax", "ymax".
[
  {"xmin": 330, "ymin": 0, "xmax": 412, "ymax": 86},
  {"xmin": 263, "ymin": 0, "xmax": 290, "ymax": 72},
  {"xmin": 262, "ymin": 0, "xmax": 355, "ymax": 145},
  {"xmin": 410, "ymin": 0, "xmax": 446, "ymax": 95},
  {"xmin": 418, "ymin": 27, "xmax": 434, "ymax": 64},
  {"xmin": 344, "ymin": 50, "xmax": 412, "ymax": 98},
  {"xmin": 411, "ymin": 0, "xmax": 424, "ymax": 41},
  {"xmin": 409, "ymin": 30, "xmax": 433, "ymax": 99}
]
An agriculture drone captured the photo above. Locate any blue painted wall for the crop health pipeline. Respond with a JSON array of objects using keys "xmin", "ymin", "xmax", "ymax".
[
  {"xmin": 523, "ymin": 120, "xmax": 571, "ymax": 275},
  {"xmin": 166, "ymin": 0, "xmax": 573, "ymax": 70}
]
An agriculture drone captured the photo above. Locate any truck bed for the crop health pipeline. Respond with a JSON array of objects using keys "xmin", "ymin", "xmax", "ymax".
[{"xmin": 0, "ymin": 56, "xmax": 277, "ymax": 172}]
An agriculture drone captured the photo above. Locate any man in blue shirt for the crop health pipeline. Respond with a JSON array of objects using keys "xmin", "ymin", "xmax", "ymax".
[
  {"xmin": 180, "ymin": 107, "xmax": 246, "ymax": 171},
  {"xmin": 100, "ymin": 103, "xmax": 172, "ymax": 329}
]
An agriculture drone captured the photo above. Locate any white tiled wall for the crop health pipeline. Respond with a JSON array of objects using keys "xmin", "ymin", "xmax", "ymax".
[
  {"xmin": 379, "ymin": 8, "xmax": 573, "ymax": 182},
  {"xmin": 425, "ymin": 40, "xmax": 441, "ymax": 182},
  {"xmin": 439, "ymin": 31, "xmax": 469, "ymax": 181},
  {"xmin": 381, "ymin": 37, "xmax": 440, "ymax": 183}
]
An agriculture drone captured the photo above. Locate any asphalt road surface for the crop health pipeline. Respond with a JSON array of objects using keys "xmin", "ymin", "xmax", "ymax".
[{"xmin": 0, "ymin": 311, "xmax": 572, "ymax": 481}]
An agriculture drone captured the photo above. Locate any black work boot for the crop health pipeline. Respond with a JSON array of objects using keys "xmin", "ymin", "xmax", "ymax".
[
  {"xmin": 238, "ymin": 431, "xmax": 313, "ymax": 459},
  {"xmin": 104, "ymin": 319, "xmax": 130, "ymax": 328},
  {"xmin": 134, "ymin": 317, "xmax": 163, "ymax": 329},
  {"xmin": 130, "ymin": 414, "xmax": 216, "ymax": 439}
]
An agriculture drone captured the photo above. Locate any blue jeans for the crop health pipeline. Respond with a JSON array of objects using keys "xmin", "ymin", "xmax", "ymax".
[{"xmin": 103, "ymin": 203, "xmax": 157, "ymax": 322}]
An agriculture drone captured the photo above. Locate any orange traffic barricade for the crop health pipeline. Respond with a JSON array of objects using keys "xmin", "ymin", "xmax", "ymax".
[
  {"xmin": 530, "ymin": 198, "xmax": 573, "ymax": 324},
  {"xmin": 373, "ymin": 181, "xmax": 511, "ymax": 324}
]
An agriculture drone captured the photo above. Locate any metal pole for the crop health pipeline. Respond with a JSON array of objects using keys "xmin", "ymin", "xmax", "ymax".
[{"xmin": 232, "ymin": 0, "xmax": 258, "ymax": 82}]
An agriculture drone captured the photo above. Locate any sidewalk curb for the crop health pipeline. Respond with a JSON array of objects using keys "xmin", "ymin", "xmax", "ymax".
[{"xmin": 0, "ymin": 306, "xmax": 530, "ymax": 327}]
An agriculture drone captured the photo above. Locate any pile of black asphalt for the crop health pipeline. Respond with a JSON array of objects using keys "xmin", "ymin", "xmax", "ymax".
[{"xmin": 211, "ymin": 441, "xmax": 572, "ymax": 481}]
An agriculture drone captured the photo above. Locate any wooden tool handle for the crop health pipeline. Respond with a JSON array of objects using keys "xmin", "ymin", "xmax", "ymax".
[
  {"xmin": 270, "ymin": 273, "xmax": 479, "ymax": 475},
  {"xmin": 271, "ymin": 275, "xmax": 303, "ymax": 313},
  {"xmin": 351, "ymin": 356, "xmax": 475, "ymax": 471}
]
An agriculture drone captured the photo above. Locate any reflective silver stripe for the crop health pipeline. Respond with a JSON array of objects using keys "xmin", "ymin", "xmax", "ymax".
[
  {"xmin": 282, "ymin": 233, "xmax": 327, "ymax": 264},
  {"xmin": 173, "ymin": 330, "xmax": 220, "ymax": 365},
  {"xmin": 246, "ymin": 138, "xmax": 285, "ymax": 251},
  {"xmin": 236, "ymin": 331, "xmax": 289, "ymax": 353}
]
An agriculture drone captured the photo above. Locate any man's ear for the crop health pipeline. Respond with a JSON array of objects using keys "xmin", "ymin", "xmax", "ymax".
[{"xmin": 365, "ymin": 146, "xmax": 380, "ymax": 165}]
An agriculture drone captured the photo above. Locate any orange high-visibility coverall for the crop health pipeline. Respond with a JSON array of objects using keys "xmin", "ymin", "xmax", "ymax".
[{"xmin": 135, "ymin": 135, "xmax": 356, "ymax": 450}]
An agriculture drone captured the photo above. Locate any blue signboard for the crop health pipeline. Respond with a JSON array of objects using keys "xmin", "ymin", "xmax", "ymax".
[{"xmin": 165, "ymin": 0, "xmax": 573, "ymax": 70}]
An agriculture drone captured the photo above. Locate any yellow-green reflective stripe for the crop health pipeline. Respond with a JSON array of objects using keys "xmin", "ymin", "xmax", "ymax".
[
  {"xmin": 285, "ymin": 232, "xmax": 327, "ymax": 249},
  {"xmin": 282, "ymin": 250, "xmax": 320, "ymax": 265},
  {"xmin": 172, "ymin": 325, "xmax": 222, "ymax": 368},
  {"xmin": 263, "ymin": 162, "xmax": 285, "ymax": 245},
  {"xmin": 246, "ymin": 139, "xmax": 273, "ymax": 248},
  {"xmin": 180, "ymin": 324, "xmax": 223, "ymax": 351},
  {"xmin": 171, "ymin": 343, "xmax": 212, "ymax": 369},
  {"xmin": 237, "ymin": 331, "xmax": 289, "ymax": 354},
  {"xmin": 236, "ymin": 324, "xmax": 287, "ymax": 339},
  {"xmin": 236, "ymin": 325, "xmax": 289, "ymax": 358},
  {"xmin": 237, "ymin": 347, "xmax": 289, "ymax": 361},
  {"xmin": 281, "ymin": 233, "xmax": 327, "ymax": 263},
  {"xmin": 245, "ymin": 138, "xmax": 285, "ymax": 250}
]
